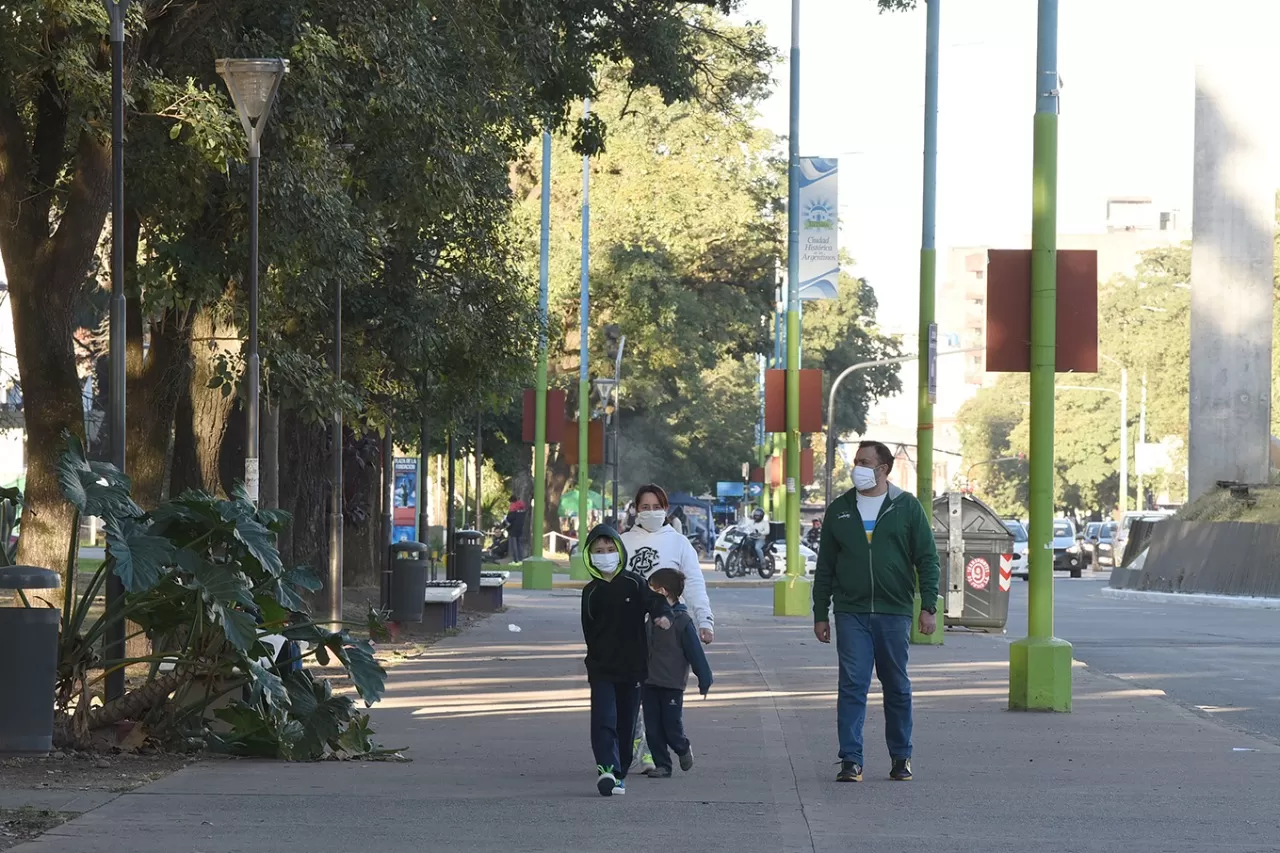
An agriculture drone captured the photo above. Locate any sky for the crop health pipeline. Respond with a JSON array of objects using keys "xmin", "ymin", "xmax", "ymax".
[{"xmin": 735, "ymin": 0, "xmax": 1204, "ymax": 331}]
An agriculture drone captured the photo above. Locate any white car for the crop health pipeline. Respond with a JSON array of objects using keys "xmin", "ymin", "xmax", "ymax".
[
  {"xmin": 713, "ymin": 526, "xmax": 817, "ymax": 577},
  {"xmin": 1003, "ymin": 519, "xmax": 1029, "ymax": 579}
]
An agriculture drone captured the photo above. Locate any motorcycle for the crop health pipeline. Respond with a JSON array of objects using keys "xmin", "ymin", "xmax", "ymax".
[{"xmin": 724, "ymin": 529, "xmax": 776, "ymax": 579}]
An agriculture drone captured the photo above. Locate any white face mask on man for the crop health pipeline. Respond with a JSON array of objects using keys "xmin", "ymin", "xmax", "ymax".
[
  {"xmin": 853, "ymin": 465, "xmax": 880, "ymax": 491},
  {"xmin": 636, "ymin": 510, "xmax": 667, "ymax": 532}
]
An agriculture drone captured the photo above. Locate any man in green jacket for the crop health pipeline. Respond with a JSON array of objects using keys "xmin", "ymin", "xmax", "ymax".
[{"xmin": 813, "ymin": 440, "xmax": 940, "ymax": 784}]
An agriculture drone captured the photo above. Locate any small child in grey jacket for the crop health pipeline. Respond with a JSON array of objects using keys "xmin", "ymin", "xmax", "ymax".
[{"xmin": 642, "ymin": 568, "xmax": 713, "ymax": 778}]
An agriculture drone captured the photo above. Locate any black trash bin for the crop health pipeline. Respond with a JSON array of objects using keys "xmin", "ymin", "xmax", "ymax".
[
  {"xmin": 389, "ymin": 542, "xmax": 430, "ymax": 623},
  {"xmin": 454, "ymin": 530, "xmax": 483, "ymax": 608},
  {"xmin": 0, "ymin": 566, "xmax": 62, "ymax": 755}
]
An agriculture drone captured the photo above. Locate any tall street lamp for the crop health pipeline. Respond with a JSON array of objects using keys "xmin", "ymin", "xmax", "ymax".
[
  {"xmin": 522, "ymin": 130, "xmax": 557, "ymax": 589},
  {"xmin": 215, "ymin": 57, "xmax": 287, "ymax": 507},
  {"xmin": 778, "ymin": 0, "xmax": 804, "ymax": 617},
  {"xmin": 103, "ymin": 0, "xmax": 130, "ymax": 704}
]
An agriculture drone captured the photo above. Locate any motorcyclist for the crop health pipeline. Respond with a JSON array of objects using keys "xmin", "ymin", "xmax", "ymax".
[
  {"xmin": 741, "ymin": 508, "xmax": 770, "ymax": 567},
  {"xmin": 805, "ymin": 518, "xmax": 822, "ymax": 551}
]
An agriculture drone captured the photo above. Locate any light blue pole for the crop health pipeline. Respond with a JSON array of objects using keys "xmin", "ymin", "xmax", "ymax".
[{"xmin": 912, "ymin": 0, "xmax": 944, "ymax": 646}]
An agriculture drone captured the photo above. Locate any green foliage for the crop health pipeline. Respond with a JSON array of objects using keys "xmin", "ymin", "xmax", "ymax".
[
  {"xmin": 958, "ymin": 244, "xmax": 1192, "ymax": 516},
  {"xmin": 44, "ymin": 434, "xmax": 388, "ymax": 758},
  {"xmin": 521, "ymin": 43, "xmax": 898, "ymax": 496}
]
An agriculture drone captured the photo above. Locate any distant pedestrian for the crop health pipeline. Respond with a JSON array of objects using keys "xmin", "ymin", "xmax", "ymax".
[
  {"xmin": 505, "ymin": 497, "xmax": 528, "ymax": 562},
  {"xmin": 642, "ymin": 568, "xmax": 712, "ymax": 779},
  {"xmin": 580, "ymin": 524, "xmax": 672, "ymax": 797},
  {"xmin": 813, "ymin": 440, "xmax": 940, "ymax": 783}
]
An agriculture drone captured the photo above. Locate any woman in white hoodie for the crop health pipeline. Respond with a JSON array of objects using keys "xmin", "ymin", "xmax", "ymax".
[
  {"xmin": 620, "ymin": 483, "xmax": 715, "ymax": 773},
  {"xmin": 620, "ymin": 484, "xmax": 714, "ymax": 643}
]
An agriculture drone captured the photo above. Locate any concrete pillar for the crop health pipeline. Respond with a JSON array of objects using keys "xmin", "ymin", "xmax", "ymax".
[{"xmin": 1188, "ymin": 10, "xmax": 1275, "ymax": 501}]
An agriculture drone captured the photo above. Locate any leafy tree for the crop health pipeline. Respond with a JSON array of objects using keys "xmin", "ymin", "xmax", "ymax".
[
  {"xmin": 0, "ymin": 0, "xmax": 774, "ymax": 583},
  {"xmin": 518, "ymin": 50, "xmax": 900, "ymax": 518}
]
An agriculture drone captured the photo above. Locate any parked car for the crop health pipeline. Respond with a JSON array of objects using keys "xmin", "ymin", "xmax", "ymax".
[
  {"xmin": 1051, "ymin": 518, "xmax": 1084, "ymax": 576},
  {"xmin": 1082, "ymin": 521, "xmax": 1118, "ymax": 568},
  {"xmin": 1004, "ymin": 519, "xmax": 1029, "ymax": 579},
  {"xmin": 713, "ymin": 526, "xmax": 816, "ymax": 577}
]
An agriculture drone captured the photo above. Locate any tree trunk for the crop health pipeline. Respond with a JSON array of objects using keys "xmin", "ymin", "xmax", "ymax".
[
  {"xmin": 547, "ymin": 448, "xmax": 571, "ymax": 537},
  {"xmin": 126, "ymin": 299, "xmax": 191, "ymax": 508},
  {"xmin": 171, "ymin": 308, "xmax": 238, "ymax": 496},
  {"xmin": 261, "ymin": 399, "xmax": 280, "ymax": 508},
  {"xmin": 279, "ymin": 407, "xmax": 328, "ymax": 589},
  {"xmin": 0, "ymin": 131, "xmax": 112, "ymax": 593},
  {"xmin": 342, "ymin": 429, "xmax": 380, "ymax": 589}
]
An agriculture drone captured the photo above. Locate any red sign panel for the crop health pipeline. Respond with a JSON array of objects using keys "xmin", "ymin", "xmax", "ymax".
[
  {"xmin": 985, "ymin": 249, "xmax": 1098, "ymax": 374},
  {"xmin": 764, "ymin": 369, "xmax": 824, "ymax": 433},
  {"xmin": 522, "ymin": 389, "xmax": 567, "ymax": 443}
]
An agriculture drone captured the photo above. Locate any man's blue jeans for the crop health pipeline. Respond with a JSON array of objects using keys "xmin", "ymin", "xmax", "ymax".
[{"xmin": 834, "ymin": 612, "xmax": 913, "ymax": 765}]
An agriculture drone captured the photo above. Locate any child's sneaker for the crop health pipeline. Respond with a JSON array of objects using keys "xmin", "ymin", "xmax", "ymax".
[
  {"xmin": 596, "ymin": 766, "xmax": 618, "ymax": 797},
  {"xmin": 678, "ymin": 746, "xmax": 695, "ymax": 772}
]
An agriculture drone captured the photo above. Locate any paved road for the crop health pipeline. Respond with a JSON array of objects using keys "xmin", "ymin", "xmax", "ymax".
[
  {"xmin": 18, "ymin": 584, "xmax": 1280, "ymax": 853},
  {"xmin": 1004, "ymin": 577, "xmax": 1280, "ymax": 744}
]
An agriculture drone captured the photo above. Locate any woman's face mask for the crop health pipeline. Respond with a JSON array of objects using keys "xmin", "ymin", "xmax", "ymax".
[{"xmin": 636, "ymin": 510, "xmax": 667, "ymax": 532}]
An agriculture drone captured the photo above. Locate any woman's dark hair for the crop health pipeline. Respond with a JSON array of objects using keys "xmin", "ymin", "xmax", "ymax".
[
  {"xmin": 648, "ymin": 568, "xmax": 685, "ymax": 599},
  {"xmin": 633, "ymin": 483, "xmax": 670, "ymax": 510}
]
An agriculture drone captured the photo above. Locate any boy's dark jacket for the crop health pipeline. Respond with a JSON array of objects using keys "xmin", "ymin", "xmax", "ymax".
[
  {"xmin": 813, "ymin": 483, "xmax": 940, "ymax": 620},
  {"xmin": 646, "ymin": 603, "xmax": 713, "ymax": 695},
  {"xmin": 580, "ymin": 524, "xmax": 670, "ymax": 683}
]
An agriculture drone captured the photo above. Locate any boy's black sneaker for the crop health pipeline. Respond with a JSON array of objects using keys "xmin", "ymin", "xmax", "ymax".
[
  {"xmin": 644, "ymin": 766, "xmax": 672, "ymax": 778},
  {"xmin": 890, "ymin": 759, "xmax": 913, "ymax": 781},
  {"xmin": 836, "ymin": 761, "xmax": 863, "ymax": 783},
  {"xmin": 678, "ymin": 746, "xmax": 695, "ymax": 772}
]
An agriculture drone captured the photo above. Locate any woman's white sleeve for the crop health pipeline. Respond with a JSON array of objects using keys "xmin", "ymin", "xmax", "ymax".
[{"xmin": 681, "ymin": 542, "xmax": 714, "ymax": 630}]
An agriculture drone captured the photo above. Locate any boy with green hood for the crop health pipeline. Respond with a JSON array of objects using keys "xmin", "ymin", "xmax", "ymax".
[{"xmin": 580, "ymin": 523, "xmax": 671, "ymax": 797}]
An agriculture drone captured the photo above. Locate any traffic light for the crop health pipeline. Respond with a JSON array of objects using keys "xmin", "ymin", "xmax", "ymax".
[{"xmin": 604, "ymin": 324, "xmax": 621, "ymax": 361}]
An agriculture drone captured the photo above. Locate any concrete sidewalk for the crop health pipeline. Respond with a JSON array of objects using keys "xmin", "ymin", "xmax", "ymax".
[{"xmin": 17, "ymin": 589, "xmax": 1280, "ymax": 852}]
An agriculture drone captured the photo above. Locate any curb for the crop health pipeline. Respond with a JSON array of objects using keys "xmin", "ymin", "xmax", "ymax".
[
  {"xmin": 1099, "ymin": 586, "xmax": 1280, "ymax": 610},
  {"xmin": 541, "ymin": 579, "xmax": 780, "ymax": 590}
]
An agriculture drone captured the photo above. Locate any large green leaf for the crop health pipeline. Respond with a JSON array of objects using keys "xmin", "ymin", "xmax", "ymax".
[
  {"xmin": 105, "ymin": 517, "xmax": 176, "ymax": 593},
  {"xmin": 230, "ymin": 513, "xmax": 284, "ymax": 578},
  {"xmin": 246, "ymin": 660, "xmax": 290, "ymax": 710},
  {"xmin": 329, "ymin": 635, "xmax": 387, "ymax": 706},
  {"xmin": 57, "ymin": 433, "xmax": 141, "ymax": 519},
  {"xmin": 283, "ymin": 671, "xmax": 356, "ymax": 761},
  {"xmin": 212, "ymin": 604, "xmax": 261, "ymax": 653},
  {"xmin": 179, "ymin": 550, "xmax": 255, "ymax": 608},
  {"xmin": 279, "ymin": 622, "xmax": 386, "ymax": 705},
  {"xmin": 268, "ymin": 565, "xmax": 322, "ymax": 613}
]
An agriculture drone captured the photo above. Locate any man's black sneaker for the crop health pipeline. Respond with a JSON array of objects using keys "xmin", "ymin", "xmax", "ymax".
[
  {"xmin": 678, "ymin": 746, "xmax": 695, "ymax": 772},
  {"xmin": 644, "ymin": 766, "xmax": 672, "ymax": 778},
  {"xmin": 836, "ymin": 761, "xmax": 863, "ymax": 783},
  {"xmin": 890, "ymin": 759, "xmax": 913, "ymax": 781}
]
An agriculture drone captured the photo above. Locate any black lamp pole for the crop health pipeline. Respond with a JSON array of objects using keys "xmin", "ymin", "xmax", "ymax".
[{"xmin": 103, "ymin": 0, "xmax": 129, "ymax": 704}]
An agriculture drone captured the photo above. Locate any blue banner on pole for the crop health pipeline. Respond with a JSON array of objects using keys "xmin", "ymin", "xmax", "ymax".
[{"xmin": 798, "ymin": 156, "xmax": 839, "ymax": 300}]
